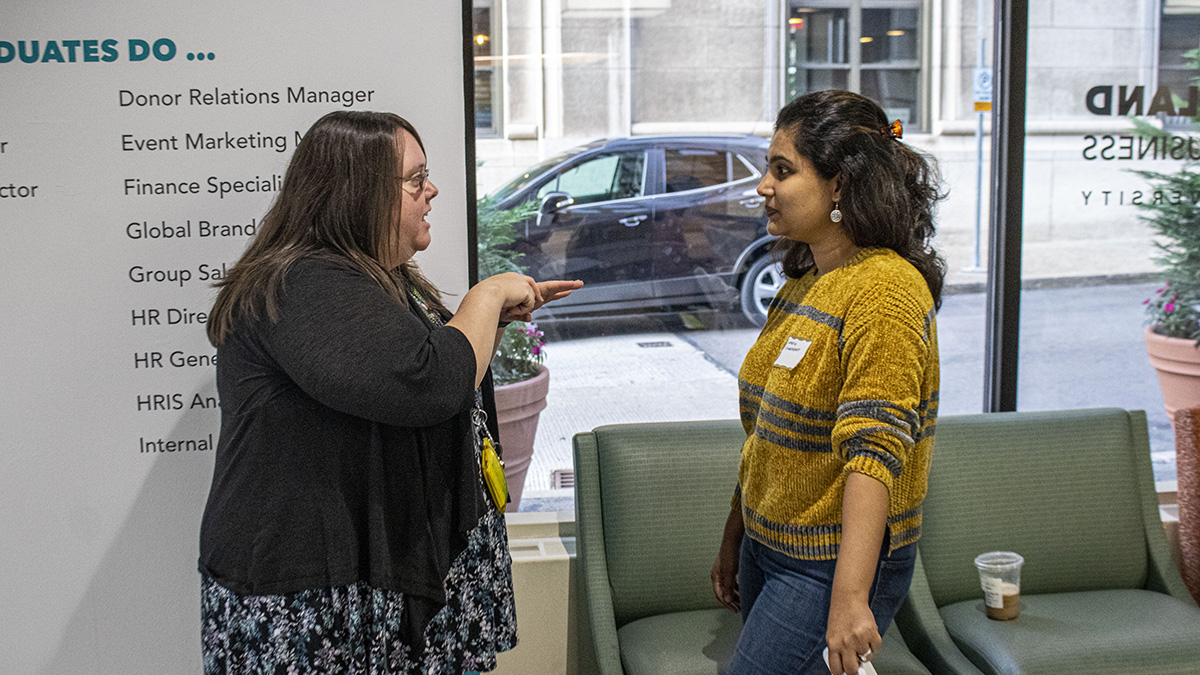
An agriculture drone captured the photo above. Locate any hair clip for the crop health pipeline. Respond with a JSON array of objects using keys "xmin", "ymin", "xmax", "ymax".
[{"xmin": 882, "ymin": 120, "xmax": 903, "ymax": 140}]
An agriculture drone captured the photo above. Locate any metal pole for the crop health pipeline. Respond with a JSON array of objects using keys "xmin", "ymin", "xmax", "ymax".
[
  {"xmin": 973, "ymin": 109, "xmax": 985, "ymax": 269},
  {"xmin": 982, "ymin": 0, "xmax": 1027, "ymax": 413},
  {"xmin": 970, "ymin": 0, "xmax": 987, "ymax": 271}
]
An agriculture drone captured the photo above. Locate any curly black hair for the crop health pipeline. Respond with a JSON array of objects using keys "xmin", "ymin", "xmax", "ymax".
[{"xmin": 774, "ymin": 90, "xmax": 947, "ymax": 308}]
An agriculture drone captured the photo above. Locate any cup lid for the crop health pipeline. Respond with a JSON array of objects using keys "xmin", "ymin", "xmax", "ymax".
[{"xmin": 974, "ymin": 551, "xmax": 1024, "ymax": 570}]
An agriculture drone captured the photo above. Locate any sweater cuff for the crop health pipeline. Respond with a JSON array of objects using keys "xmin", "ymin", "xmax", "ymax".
[{"xmin": 843, "ymin": 454, "xmax": 896, "ymax": 493}]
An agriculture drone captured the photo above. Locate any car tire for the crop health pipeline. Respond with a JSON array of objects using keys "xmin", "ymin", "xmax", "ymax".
[{"xmin": 739, "ymin": 255, "xmax": 785, "ymax": 326}]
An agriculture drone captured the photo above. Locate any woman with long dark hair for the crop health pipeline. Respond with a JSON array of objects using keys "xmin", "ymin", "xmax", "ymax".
[
  {"xmin": 199, "ymin": 110, "xmax": 581, "ymax": 674},
  {"xmin": 711, "ymin": 90, "xmax": 945, "ymax": 675}
]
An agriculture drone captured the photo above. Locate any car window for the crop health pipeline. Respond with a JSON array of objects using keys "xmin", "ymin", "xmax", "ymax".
[
  {"xmin": 490, "ymin": 149, "xmax": 577, "ymax": 202},
  {"xmin": 540, "ymin": 151, "xmax": 645, "ymax": 205},
  {"xmin": 731, "ymin": 153, "xmax": 754, "ymax": 182},
  {"xmin": 664, "ymin": 148, "xmax": 736, "ymax": 193}
]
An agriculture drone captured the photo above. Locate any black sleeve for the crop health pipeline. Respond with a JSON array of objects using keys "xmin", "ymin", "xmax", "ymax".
[{"xmin": 258, "ymin": 259, "xmax": 477, "ymax": 427}]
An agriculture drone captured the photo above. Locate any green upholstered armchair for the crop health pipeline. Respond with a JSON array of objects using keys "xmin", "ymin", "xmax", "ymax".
[
  {"xmin": 573, "ymin": 420, "xmax": 932, "ymax": 675},
  {"xmin": 895, "ymin": 408, "xmax": 1200, "ymax": 675}
]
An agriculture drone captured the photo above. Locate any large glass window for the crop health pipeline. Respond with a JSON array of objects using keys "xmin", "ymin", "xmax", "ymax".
[
  {"xmin": 786, "ymin": 1, "xmax": 922, "ymax": 126},
  {"xmin": 1018, "ymin": 0, "xmax": 1178, "ymax": 484},
  {"xmin": 787, "ymin": 7, "xmax": 851, "ymax": 96},
  {"xmin": 860, "ymin": 8, "xmax": 920, "ymax": 124},
  {"xmin": 473, "ymin": 1, "xmax": 498, "ymax": 136},
  {"xmin": 1159, "ymin": 1, "xmax": 1200, "ymax": 95},
  {"xmin": 475, "ymin": 0, "xmax": 983, "ymax": 513}
]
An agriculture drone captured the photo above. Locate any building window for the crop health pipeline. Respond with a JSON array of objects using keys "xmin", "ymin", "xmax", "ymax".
[
  {"xmin": 785, "ymin": 1, "xmax": 921, "ymax": 127},
  {"xmin": 1159, "ymin": 1, "xmax": 1200, "ymax": 95},
  {"xmin": 474, "ymin": 1, "xmax": 499, "ymax": 136}
]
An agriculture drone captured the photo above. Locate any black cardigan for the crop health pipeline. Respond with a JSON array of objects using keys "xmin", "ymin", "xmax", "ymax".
[{"xmin": 198, "ymin": 257, "xmax": 496, "ymax": 615}]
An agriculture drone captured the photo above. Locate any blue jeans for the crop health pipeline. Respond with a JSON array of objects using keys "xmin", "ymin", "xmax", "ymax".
[{"xmin": 727, "ymin": 534, "xmax": 916, "ymax": 675}]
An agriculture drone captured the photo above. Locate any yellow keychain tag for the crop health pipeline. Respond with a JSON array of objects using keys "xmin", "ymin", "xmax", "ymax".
[{"xmin": 481, "ymin": 437, "xmax": 509, "ymax": 513}]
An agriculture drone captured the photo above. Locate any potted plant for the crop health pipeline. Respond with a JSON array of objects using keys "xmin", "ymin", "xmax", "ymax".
[
  {"xmin": 477, "ymin": 196, "xmax": 548, "ymax": 511},
  {"xmin": 1131, "ymin": 157, "xmax": 1200, "ymax": 427}
]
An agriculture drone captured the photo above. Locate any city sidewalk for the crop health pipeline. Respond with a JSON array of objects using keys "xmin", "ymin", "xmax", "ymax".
[{"xmin": 523, "ymin": 327, "xmax": 746, "ymax": 498}]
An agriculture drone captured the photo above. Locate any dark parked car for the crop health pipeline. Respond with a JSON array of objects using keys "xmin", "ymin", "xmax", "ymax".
[{"xmin": 486, "ymin": 134, "xmax": 784, "ymax": 325}]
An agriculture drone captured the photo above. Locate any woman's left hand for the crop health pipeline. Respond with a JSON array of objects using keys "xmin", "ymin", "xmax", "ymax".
[
  {"xmin": 825, "ymin": 593, "xmax": 881, "ymax": 675},
  {"xmin": 499, "ymin": 279, "xmax": 583, "ymax": 323}
]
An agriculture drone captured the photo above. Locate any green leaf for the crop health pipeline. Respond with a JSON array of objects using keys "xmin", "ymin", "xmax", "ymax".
[
  {"xmin": 477, "ymin": 197, "xmax": 547, "ymax": 382},
  {"xmin": 1128, "ymin": 152, "xmax": 1200, "ymax": 343}
]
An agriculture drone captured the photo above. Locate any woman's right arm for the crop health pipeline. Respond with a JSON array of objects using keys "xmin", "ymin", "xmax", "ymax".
[
  {"xmin": 260, "ymin": 262, "xmax": 526, "ymax": 427},
  {"xmin": 711, "ymin": 506, "xmax": 745, "ymax": 612},
  {"xmin": 446, "ymin": 272, "xmax": 539, "ymax": 386},
  {"xmin": 447, "ymin": 275, "xmax": 586, "ymax": 385}
]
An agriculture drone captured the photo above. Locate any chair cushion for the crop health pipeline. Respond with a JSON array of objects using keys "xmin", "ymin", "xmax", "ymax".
[
  {"xmin": 617, "ymin": 609, "xmax": 931, "ymax": 675},
  {"xmin": 920, "ymin": 409, "xmax": 1149, "ymax": 607},
  {"xmin": 940, "ymin": 589, "xmax": 1200, "ymax": 675},
  {"xmin": 618, "ymin": 609, "xmax": 740, "ymax": 675}
]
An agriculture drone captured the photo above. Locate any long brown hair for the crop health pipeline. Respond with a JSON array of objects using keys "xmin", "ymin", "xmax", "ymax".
[
  {"xmin": 774, "ymin": 90, "xmax": 947, "ymax": 308},
  {"xmin": 207, "ymin": 110, "xmax": 448, "ymax": 345}
]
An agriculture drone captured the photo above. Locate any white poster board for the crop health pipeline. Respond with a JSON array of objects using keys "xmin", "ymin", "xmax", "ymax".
[{"xmin": 0, "ymin": 3, "xmax": 472, "ymax": 672}]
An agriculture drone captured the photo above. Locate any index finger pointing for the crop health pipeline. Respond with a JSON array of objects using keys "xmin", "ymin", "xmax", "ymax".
[{"xmin": 539, "ymin": 279, "xmax": 584, "ymax": 294}]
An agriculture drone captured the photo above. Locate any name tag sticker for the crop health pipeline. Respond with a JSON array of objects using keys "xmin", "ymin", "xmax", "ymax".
[{"xmin": 773, "ymin": 337, "xmax": 811, "ymax": 369}]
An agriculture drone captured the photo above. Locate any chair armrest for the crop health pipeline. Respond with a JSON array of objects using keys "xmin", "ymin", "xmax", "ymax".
[
  {"xmin": 573, "ymin": 432, "xmax": 626, "ymax": 675},
  {"xmin": 1128, "ymin": 410, "xmax": 1195, "ymax": 602},
  {"xmin": 893, "ymin": 550, "xmax": 985, "ymax": 675}
]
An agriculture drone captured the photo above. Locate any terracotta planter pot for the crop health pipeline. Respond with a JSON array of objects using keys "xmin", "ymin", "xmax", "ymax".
[
  {"xmin": 493, "ymin": 365, "xmax": 549, "ymax": 512},
  {"xmin": 1174, "ymin": 408, "xmax": 1200, "ymax": 605},
  {"xmin": 1145, "ymin": 326, "xmax": 1200, "ymax": 428}
]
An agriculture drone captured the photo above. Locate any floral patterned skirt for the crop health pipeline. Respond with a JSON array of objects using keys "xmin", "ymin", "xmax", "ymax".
[{"xmin": 200, "ymin": 507, "xmax": 517, "ymax": 675}]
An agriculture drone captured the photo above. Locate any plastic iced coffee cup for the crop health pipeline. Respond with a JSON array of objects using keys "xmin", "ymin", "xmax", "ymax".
[{"xmin": 973, "ymin": 551, "xmax": 1024, "ymax": 620}]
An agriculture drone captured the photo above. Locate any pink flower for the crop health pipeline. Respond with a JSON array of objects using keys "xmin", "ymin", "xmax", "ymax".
[
  {"xmin": 531, "ymin": 345, "xmax": 541, "ymax": 355},
  {"xmin": 1144, "ymin": 298, "xmax": 1151, "ymax": 304},
  {"xmin": 1166, "ymin": 302, "xmax": 1176, "ymax": 313}
]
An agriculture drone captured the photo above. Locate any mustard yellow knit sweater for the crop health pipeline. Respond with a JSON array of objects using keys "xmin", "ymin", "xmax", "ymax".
[{"xmin": 735, "ymin": 248, "xmax": 939, "ymax": 559}]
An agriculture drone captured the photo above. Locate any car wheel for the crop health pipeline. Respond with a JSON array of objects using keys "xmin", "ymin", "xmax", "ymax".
[{"xmin": 739, "ymin": 255, "xmax": 785, "ymax": 326}]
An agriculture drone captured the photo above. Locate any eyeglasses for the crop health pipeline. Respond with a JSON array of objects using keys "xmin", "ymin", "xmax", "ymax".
[{"xmin": 402, "ymin": 168, "xmax": 431, "ymax": 193}]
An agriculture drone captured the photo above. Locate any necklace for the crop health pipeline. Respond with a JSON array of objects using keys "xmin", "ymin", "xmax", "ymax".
[{"xmin": 408, "ymin": 286, "xmax": 442, "ymax": 326}]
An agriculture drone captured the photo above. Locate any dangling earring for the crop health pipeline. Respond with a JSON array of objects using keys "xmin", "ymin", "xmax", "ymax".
[{"xmin": 830, "ymin": 202, "xmax": 842, "ymax": 223}]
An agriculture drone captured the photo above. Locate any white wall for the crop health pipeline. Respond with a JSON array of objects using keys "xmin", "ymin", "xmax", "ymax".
[{"xmin": 0, "ymin": 3, "xmax": 472, "ymax": 672}]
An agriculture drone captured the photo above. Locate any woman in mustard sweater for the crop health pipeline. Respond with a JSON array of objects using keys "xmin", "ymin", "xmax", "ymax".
[{"xmin": 711, "ymin": 90, "xmax": 945, "ymax": 675}]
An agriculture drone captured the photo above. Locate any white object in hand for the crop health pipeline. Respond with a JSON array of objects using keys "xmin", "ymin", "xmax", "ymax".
[{"xmin": 822, "ymin": 646, "xmax": 879, "ymax": 675}]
